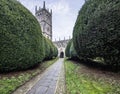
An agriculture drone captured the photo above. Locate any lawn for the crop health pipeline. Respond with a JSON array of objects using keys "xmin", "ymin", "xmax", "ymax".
[
  {"xmin": 0, "ymin": 58, "xmax": 58, "ymax": 94},
  {"xmin": 64, "ymin": 59, "xmax": 120, "ymax": 94}
]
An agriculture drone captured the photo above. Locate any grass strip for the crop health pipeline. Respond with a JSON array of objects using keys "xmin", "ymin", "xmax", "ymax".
[
  {"xmin": 64, "ymin": 59, "xmax": 120, "ymax": 94},
  {"xmin": 0, "ymin": 58, "xmax": 58, "ymax": 94}
]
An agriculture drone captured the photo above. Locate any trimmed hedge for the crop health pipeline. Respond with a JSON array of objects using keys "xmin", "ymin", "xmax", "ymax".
[
  {"xmin": 86, "ymin": 0, "xmax": 120, "ymax": 67},
  {"xmin": 65, "ymin": 39, "xmax": 78, "ymax": 59},
  {"xmin": 0, "ymin": 0, "xmax": 44, "ymax": 72},
  {"xmin": 70, "ymin": 42, "xmax": 77, "ymax": 59},
  {"xmin": 53, "ymin": 47, "xmax": 58, "ymax": 57},
  {"xmin": 43, "ymin": 37, "xmax": 58, "ymax": 60},
  {"xmin": 73, "ymin": 0, "xmax": 102, "ymax": 59},
  {"xmin": 43, "ymin": 37, "xmax": 50, "ymax": 60},
  {"xmin": 73, "ymin": 0, "xmax": 120, "ymax": 68},
  {"xmin": 65, "ymin": 39, "xmax": 72, "ymax": 57}
]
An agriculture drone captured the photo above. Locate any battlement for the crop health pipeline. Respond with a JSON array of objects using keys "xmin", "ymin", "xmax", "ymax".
[
  {"xmin": 53, "ymin": 36, "xmax": 71, "ymax": 42},
  {"xmin": 35, "ymin": 1, "xmax": 52, "ymax": 40},
  {"xmin": 35, "ymin": 1, "xmax": 52, "ymax": 16}
]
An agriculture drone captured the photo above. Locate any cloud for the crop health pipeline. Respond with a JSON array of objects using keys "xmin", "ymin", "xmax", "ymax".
[
  {"xmin": 17, "ymin": 0, "xmax": 85, "ymax": 41},
  {"xmin": 48, "ymin": 0, "xmax": 70, "ymax": 15}
]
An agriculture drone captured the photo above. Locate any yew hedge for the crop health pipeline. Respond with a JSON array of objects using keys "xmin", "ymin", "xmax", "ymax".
[
  {"xmin": 0, "ymin": 0, "xmax": 58, "ymax": 72},
  {"xmin": 43, "ymin": 37, "xmax": 58, "ymax": 60},
  {"xmin": 65, "ymin": 39, "xmax": 72, "ymax": 57},
  {"xmin": 65, "ymin": 39, "xmax": 78, "ymax": 59},
  {"xmin": 73, "ymin": 0, "xmax": 120, "ymax": 69}
]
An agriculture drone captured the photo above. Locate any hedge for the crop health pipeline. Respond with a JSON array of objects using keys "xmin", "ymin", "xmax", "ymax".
[
  {"xmin": 73, "ymin": 0, "xmax": 102, "ymax": 59},
  {"xmin": 53, "ymin": 47, "xmax": 58, "ymax": 58},
  {"xmin": 65, "ymin": 39, "xmax": 72, "ymax": 57},
  {"xmin": 43, "ymin": 37, "xmax": 58, "ymax": 60},
  {"xmin": 88, "ymin": 0, "xmax": 120, "ymax": 67},
  {"xmin": 65, "ymin": 39, "xmax": 78, "ymax": 59},
  {"xmin": 69, "ymin": 42, "xmax": 78, "ymax": 59},
  {"xmin": 0, "ymin": 0, "xmax": 44, "ymax": 72},
  {"xmin": 43, "ymin": 37, "xmax": 50, "ymax": 60},
  {"xmin": 73, "ymin": 0, "xmax": 120, "ymax": 68}
]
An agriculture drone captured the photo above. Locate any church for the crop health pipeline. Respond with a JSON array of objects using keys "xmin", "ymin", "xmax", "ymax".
[
  {"xmin": 35, "ymin": 1, "xmax": 52, "ymax": 40},
  {"xmin": 35, "ymin": 1, "xmax": 70, "ymax": 57}
]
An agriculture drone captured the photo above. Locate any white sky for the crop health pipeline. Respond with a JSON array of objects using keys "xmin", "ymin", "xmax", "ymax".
[{"xmin": 18, "ymin": 0, "xmax": 85, "ymax": 41}]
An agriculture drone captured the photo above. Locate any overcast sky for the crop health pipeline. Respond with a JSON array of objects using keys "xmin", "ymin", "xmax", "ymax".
[{"xmin": 18, "ymin": 0, "xmax": 85, "ymax": 41}]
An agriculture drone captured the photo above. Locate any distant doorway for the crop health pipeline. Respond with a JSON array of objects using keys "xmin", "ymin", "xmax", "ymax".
[{"xmin": 60, "ymin": 51, "xmax": 64, "ymax": 58}]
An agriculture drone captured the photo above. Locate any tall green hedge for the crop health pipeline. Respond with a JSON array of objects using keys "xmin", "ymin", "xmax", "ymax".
[
  {"xmin": 65, "ymin": 39, "xmax": 72, "ymax": 57},
  {"xmin": 73, "ymin": 0, "xmax": 102, "ymax": 59},
  {"xmin": 87, "ymin": 0, "xmax": 120, "ymax": 67},
  {"xmin": 65, "ymin": 39, "xmax": 77, "ymax": 59},
  {"xmin": 53, "ymin": 46, "xmax": 58, "ymax": 57},
  {"xmin": 73, "ymin": 0, "xmax": 120, "ymax": 68},
  {"xmin": 43, "ymin": 37, "xmax": 58, "ymax": 60},
  {"xmin": 43, "ymin": 37, "xmax": 50, "ymax": 60},
  {"xmin": 70, "ymin": 42, "xmax": 77, "ymax": 59},
  {"xmin": 0, "ymin": 0, "xmax": 44, "ymax": 72}
]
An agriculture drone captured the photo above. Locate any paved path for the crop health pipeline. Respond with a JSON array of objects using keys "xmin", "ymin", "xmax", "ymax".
[
  {"xmin": 26, "ymin": 58, "xmax": 64, "ymax": 94},
  {"xmin": 55, "ymin": 59, "xmax": 65, "ymax": 94}
]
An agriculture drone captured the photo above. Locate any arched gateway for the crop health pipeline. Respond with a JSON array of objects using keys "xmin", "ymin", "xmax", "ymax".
[{"xmin": 53, "ymin": 39, "xmax": 70, "ymax": 57}]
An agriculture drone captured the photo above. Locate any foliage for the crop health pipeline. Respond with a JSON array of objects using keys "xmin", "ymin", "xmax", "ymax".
[
  {"xmin": 69, "ymin": 42, "xmax": 78, "ymax": 59},
  {"xmin": 65, "ymin": 39, "xmax": 72, "ymax": 57},
  {"xmin": 0, "ymin": 58, "xmax": 58, "ymax": 94},
  {"xmin": 48, "ymin": 39, "xmax": 58, "ymax": 59},
  {"xmin": 65, "ymin": 39, "xmax": 78, "ymax": 59},
  {"xmin": 64, "ymin": 59, "xmax": 120, "ymax": 94},
  {"xmin": 41, "ymin": 57, "xmax": 58, "ymax": 68},
  {"xmin": 73, "ymin": 0, "xmax": 103, "ymax": 58},
  {"xmin": 0, "ymin": 0, "xmax": 44, "ymax": 72},
  {"xmin": 53, "ymin": 47, "xmax": 58, "ymax": 57},
  {"xmin": 0, "ymin": 74, "xmax": 31, "ymax": 94},
  {"xmin": 43, "ymin": 37, "xmax": 58, "ymax": 60},
  {"xmin": 73, "ymin": 0, "xmax": 120, "ymax": 68},
  {"xmin": 43, "ymin": 37, "xmax": 50, "ymax": 60}
]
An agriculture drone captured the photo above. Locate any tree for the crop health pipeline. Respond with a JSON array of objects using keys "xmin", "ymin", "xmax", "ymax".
[{"xmin": 0, "ymin": 0, "xmax": 44, "ymax": 72}]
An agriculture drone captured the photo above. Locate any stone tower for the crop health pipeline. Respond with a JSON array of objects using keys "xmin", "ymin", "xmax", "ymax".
[{"xmin": 35, "ymin": 1, "xmax": 52, "ymax": 40}]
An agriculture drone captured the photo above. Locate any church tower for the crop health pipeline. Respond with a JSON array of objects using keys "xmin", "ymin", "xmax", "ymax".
[{"xmin": 35, "ymin": 1, "xmax": 52, "ymax": 40}]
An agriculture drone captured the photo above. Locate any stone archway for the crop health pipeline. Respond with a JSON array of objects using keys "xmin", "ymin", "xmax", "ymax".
[{"xmin": 60, "ymin": 51, "xmax": 64, "ymax": 58}]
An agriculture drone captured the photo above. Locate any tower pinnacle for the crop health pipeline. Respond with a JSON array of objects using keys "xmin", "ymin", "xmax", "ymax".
[
  {"xmin": 35, "ymin": 6, "xmax": 37, "ymax": 13},
  {"xmin": 35, "ymin": 1, "xmax": 52, "ymax": 40},
  {"xmin": 51, "ymin": 9, "xmax": 52, "ymax": 14},
  {"xmin": 43, "ymin": 1, "xmax": 46, "ymax": 9}
]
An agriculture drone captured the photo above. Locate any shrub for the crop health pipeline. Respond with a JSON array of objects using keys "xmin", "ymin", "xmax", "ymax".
[
  {"xmin": 65, "ymin": 39, "xmax": 72, "ymax": 57},
  {"xmin": 53, "ymin": 47, "xmax": 58, "ymax": 57},
  {"xmin": 73, "ymin": 0, "xmax": 120, "ymax": 68},
  {"xmin": 73, "ymin": 0, "xmax": 102, "ymax": 59},
  {"xmin": 48, "ymin": 39, "xmax": 56, "ymax": 59},
  {"xmin": 88, "ymin": 0, "xmax": 120, "ymax": 67},
  {"xmin": 43, "ymin": 37, "xmax": 50, "ymax": 60},
  {"xmin": 0, "ymin": 0, "xmax": 44, "ymax": 72},
  {"xmin": 65, "ymin": 39, "xmax": 78, "ymax": 59},
  {"xmin": 69, "ymin": 42, "xmax": 78, "ymax": 59},
  {"xmin": 43, "ymin": 37, "xmax": 58, "ymax": 60}
]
